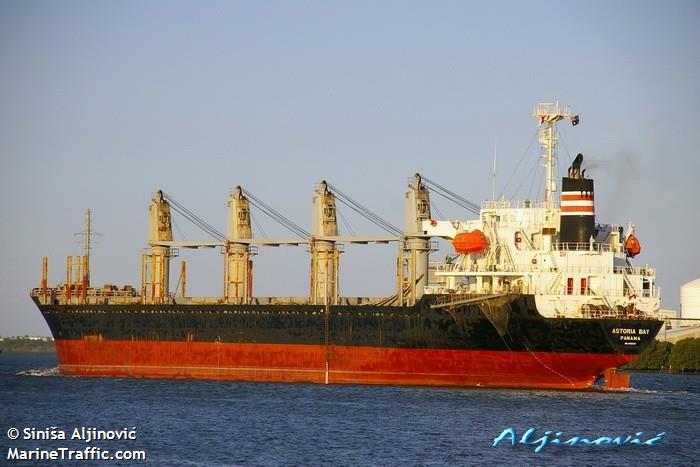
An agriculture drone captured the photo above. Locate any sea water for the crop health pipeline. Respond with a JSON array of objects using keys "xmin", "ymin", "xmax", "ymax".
[{"xmin": 1, "ymin": 352, "xmax": 697, "ymax": 466}]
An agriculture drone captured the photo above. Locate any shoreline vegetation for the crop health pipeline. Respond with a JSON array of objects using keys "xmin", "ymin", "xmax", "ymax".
[
  {"xmin": 0, "ymin": 337, "xmax": 55, "ymax": 353},
  {"xmin": 624, "ymin": 338, "xmax": 700, "ymax": 373}
]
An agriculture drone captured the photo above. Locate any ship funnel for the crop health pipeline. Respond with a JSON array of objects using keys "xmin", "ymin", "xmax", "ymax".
[{"xmin": 560, "ymin": 154, "xmax": 595, "ymax": 244}]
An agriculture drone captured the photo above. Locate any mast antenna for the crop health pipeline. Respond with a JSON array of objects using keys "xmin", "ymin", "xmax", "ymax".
[
  {"xmin": 492, "ymin": 137, "xmax": 497, "ymax": 200},
  {"xmin": 533, "ymin": 102, "xmax": 579, "ymax": 208},
  {"xmin": 74, "ymin": 209, "xmax": 101, "ymax": 285}
]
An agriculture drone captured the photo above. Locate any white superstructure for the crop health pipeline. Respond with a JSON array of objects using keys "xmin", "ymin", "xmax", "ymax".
[{"xmin": 422, "ymin": 103, "xmax": 661, "ymax": 319}]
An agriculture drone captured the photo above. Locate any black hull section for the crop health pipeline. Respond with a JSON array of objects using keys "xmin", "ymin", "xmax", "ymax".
[{"xmin": 36, "ymin": 295, "xmax": 662, "ymax": 356}]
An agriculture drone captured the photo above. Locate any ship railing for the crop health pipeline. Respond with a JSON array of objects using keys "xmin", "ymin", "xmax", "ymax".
[
  {"xmin": 541, "ymin": 286, "xmax": 661, "ymax": 299},
  {"xmin": 31, "ymin": 287, "xmax": 141, "ymax": 304},
  {"xmin": 542, "ymin": 265, "xmax": 653, "ymax": 276},
  {"xmin": 80, "ymin": 288, "xmax": 139, "ymax": 298},
  {"xmin": 430, "ymin": 262, "xmax": 657, "ymax": 280},
  {"xmin": 31, "ymin": 287, "xmax": 138, "ymax": 298},
  {"xmin": 481, "ymin": 200, "xmax": 548, "ymax": 210},
  {"xmin": 613, "ymin": 266, "xmax": 654, "ymax": 276},
  {"xmin": 431, "ymin": 262, "xmax": 527, "ymax": 274},
  {"xmin": 430, "ymin": 262, "xmax": 459, "ymax": 272},
  {"xmin": 552, "ymin": 242, "xmax": 614, "ymax": 253},
  {"xmin": 431, "ymin": 262, "xmax": 622, "ymax": 274},
  {"xmin": 534, "ymin": 102, "xmax": 564, "ymax": 117},
  {"xmin": 432, "ymin": 291, "xmax": 517, "ymax": 306},
  {"xmin": 580, "ymin": 307, "xmax": 659, "ymax": 320}
]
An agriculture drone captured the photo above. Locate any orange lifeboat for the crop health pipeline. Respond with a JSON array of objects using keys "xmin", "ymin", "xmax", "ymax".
[
  {"xmin": 625, "ymin": 234, "xmax": 641, "ymax": 257},
  {"xmin": 452, "ymin": 230, "xmax": 489, "ymax": 254}
]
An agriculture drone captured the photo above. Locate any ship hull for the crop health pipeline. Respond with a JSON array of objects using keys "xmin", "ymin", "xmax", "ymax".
[
  {"xmin": 36, "ymin": 294, "xmax": 663, "ymax": 390},
  {"xmin": 54, "ymin": 340, "xmax": 636, "ymax": 389}
]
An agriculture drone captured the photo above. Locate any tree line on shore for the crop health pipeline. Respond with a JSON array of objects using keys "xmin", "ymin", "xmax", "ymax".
[
  {"xmin": 624, "ymin": 338, "xmax": 700, "ymax": 373},
  {"xmin": 0, "ymin": 337, "xmax": 55, "ymax": 353}
]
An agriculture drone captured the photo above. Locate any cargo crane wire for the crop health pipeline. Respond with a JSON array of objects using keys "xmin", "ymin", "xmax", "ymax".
[
  {"xmin": 241, "ymin": 189, "xmax": 310, "ymax": 239},
  {"xmin": 162, "ymin": 193, "xmax": 225, "ymax": 241},
  {"xmin": 420, "ymin": 176, "xmax": 481, "ymax": 215},
  {"xmin": 325, "ymin": 183, "xmax": 403, "ymax": 237},
  {"xmin": 336, "ymin": 209, "xmax": 356, "ymax": 236},
  {"xmin": 250, "ymin": 211, "xmax": 268, "ymax": 238},
  {"xmin": 498, "ymin": 128, "xmax": 539, "ymax": 200},
  {"xmin": 430, "ymin": 199, "xmax": 446, "ymax": 220}
]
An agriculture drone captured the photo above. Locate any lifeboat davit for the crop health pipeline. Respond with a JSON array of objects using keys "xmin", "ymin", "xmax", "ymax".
[
  {"xmin": 452, "ymin": 230, "xmax": 489, "ymax": 254},
  {"xmin": 625, "ymin": 234, "xmax": 641, "ymax": 257}
]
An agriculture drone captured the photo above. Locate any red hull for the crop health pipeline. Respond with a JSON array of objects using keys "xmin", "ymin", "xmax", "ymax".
[{"xmin": 55, "ymin": 339, "xmax": 634, "ymax": 390}]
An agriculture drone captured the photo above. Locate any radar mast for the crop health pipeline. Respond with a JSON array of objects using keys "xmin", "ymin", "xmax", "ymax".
[{"xmin": 533, "ymin": 102, "xmax": 579, "ymax": 208}]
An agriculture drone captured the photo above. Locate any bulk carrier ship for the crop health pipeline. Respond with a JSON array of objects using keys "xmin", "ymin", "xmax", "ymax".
[{"xmin": 31, "ymin": 103, "xmax": 663, "ymax": 389}]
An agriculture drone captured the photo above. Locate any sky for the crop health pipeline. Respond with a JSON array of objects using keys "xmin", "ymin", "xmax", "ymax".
[{"xmin": 1, "ymin": 0, "xmax": 698, "ymax": 336}]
